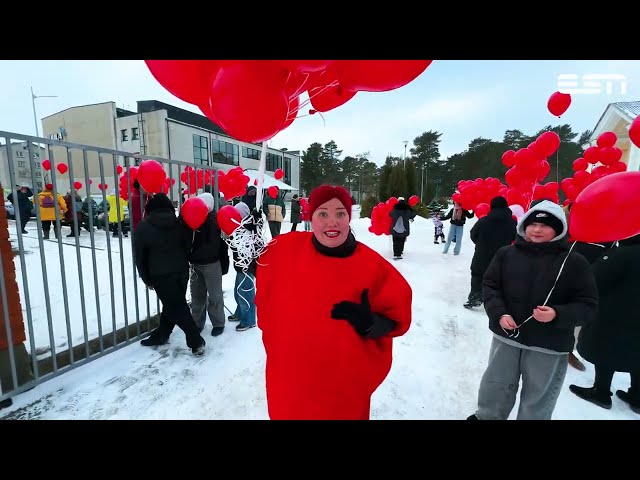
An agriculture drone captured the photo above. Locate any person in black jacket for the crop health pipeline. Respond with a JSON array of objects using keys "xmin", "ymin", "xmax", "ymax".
[
  {"xmin": 187, "ymin": 193, "xmax": 229, "ymax": 337},
  {"xmin": 569, "ymin": 233, "xmax": 640, "ymax": 414},
  {"xmin": 389, "ymin": 197, "xmax": 417, "ymax": 260},
  {"xmin": 464, "ymin": 196, "xmax": 517, "ymax": 309},
  {"xmin": 7, "ymin": 185, "xmax": 33, "ymax": 234},
  {"xmin": 468, "ymin": 200, "xmax": 598, "ymax": 420},
  {"xmin": 134, "ymin": 193, "xmax": 206, "ymax": 355}
]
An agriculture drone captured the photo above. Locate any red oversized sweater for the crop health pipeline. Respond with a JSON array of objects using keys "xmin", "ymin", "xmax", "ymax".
[{"xmin": 255, "ymin": 232, "xmax": 412, "ymax": 420}]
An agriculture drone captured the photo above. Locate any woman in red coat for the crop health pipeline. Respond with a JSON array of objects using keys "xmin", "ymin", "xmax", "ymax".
[{"xmin": 255, "ymin": 185, "xmax": 412, "ymax": 420}]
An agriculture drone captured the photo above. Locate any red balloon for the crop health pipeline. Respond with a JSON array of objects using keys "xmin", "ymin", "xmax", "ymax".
[
  {"xmin": 474, "ymin": 203, "xmax": 490, "ymax": 219},
  {"xmin": 267, "ymin": 186, "xmax": 279, "ymax": 199},
  {"xmin": 73, "ymin": 181, "xmax": 82, "ymax": 190},
  {"xmin": 536, "ymin": 131, "xmax": 561, "ymax": 157},
  {"xmin": 42, "ymin": 159, "xmax": 51, "ymax": 171},
  {"xmin": 583, "ymin": 146, "xmax": 600, "ymax": 165},
  {"xmin": 597, "ymin": 131, "xmax": 617, "ymax": 148},
  {"xmin": 572, "ymin": 158, "xmax": 588, "ymax": 172},
  {"xmin": 309, "ymin": 83, "xmax": 357, "ymax": 113},
  {"xmin": 335, "ymin": 60, "xmax": 432, "ymax": 92},
  {"xmin": 570, "ymin": 172, "xmax": 640, "ymax": 242},
  {"xmin": 217, "ymin": 205, "xmax": 242, "ymax": 235},
  {"xmin": 181, "ymin": 197, "xmax": 209, "ymax": 230},
  {"xmin": 277, "ymin": 60, "xmax": 334, "ymax": 74},
  {"xmin": 630, "ymin": 116, "xmax": 640, "ymax": 149},
  {"xmin": 547, "ymin": 91, "xmax": 571, "ymax": 117},
  {"xmin": 274, "ymin": 168, "xmax": 284, "ymax": 180},
  {"xmin": 209, "ymin": 61, "xmax": 290, "ymax": 143},
  {"xmin": 502, "ymin": 150, "xmax": 516, "ymax": 167},
  {"xmin": 408, "ymin": 195, "xmax": 419, "ymax": 207},
  {"xmin": 145, "ymin": 60, "xmax": 221, "ymax": 106},
  {"xmin": 137, "ymin": 159, "xmax": 166, "ymax": 194}
]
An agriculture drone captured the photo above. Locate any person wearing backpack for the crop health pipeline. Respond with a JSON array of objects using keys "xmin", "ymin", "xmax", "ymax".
[
  {"xmin": 34, "ymin": 183, "xmax": 67, "ymax": 239},
  {"xmin": 388, "ymin": 197, "xmax": 417, "ymax": 260}
]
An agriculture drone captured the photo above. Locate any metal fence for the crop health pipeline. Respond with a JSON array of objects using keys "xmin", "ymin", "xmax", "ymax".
[{"xmin": 0, "ymin": 131, "xmax": 221, "ymax": 403}]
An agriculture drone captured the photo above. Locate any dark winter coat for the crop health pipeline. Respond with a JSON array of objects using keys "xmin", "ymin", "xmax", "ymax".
[
  {"xmin": 483, "ymin": 235, "xmax": 598, "ymax": 353},
  {"xmin": 290, "ymin": 199, "xmax": 301, "ymax": 223},
  {"xmin": 570, "ymin": 241, "xmax": 614, "ymax": 265},
  {"xmin": 241, "ymin": 186, "xmax": 257, "ymax": 213},
  {"xmin": 133, "ymin": 196, "xmax": 192, "ymax": 287},
  {"xmin": 442, "ymin": 207, "xmax": 474, "ymax": 226},
  {"xmin": 577, "ymin": 234, "xmax": 640, "ymax": 372},
  {"xmin": 186, "ymin": 212, "xmax": 229, "ymax": 274},
  {"xmin": 7, "ymin": 187, "xmax": 33, "ymax": 218},
  {"xmin": 389, "ymin": 201, "xmax": 417, "ymax": 238},
  {"xmin": 469, "ymin": 207, "xmax": 517, "ymax": 275}
]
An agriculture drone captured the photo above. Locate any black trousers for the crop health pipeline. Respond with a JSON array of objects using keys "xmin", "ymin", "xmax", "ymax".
[
  {"xmin": 468, "ymin": 273, "xmax": 483, "ymax": 302},
  {"xmin": 152, "ymin": 272, "xmax": 201, "ymax": 349},
  {"xmin": 392, "ymin": 236, "xmax": 406, "ymax": 256},
  {"xmin": 594, "ymin": 365, "xmax": 640, "ymax": 398}
]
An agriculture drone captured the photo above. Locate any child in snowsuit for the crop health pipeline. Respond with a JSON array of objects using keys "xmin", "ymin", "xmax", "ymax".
[{"xmin": 433, "ymin": 213, "xmax": 445, "ymax": 244}]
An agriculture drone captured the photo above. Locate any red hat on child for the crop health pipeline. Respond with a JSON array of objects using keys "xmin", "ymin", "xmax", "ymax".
[{"xmin": 308, "ymin": 185, "xmax": 353, "ymax": 220}]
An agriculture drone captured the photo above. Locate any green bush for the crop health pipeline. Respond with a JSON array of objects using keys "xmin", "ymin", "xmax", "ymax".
[
  {"xmin": 413, "ymin": 202, "xmax": 430, "ymax": 219},
  {"xmin": 360, "ymin": 196, "xmax": 380, "ymax": 218}
]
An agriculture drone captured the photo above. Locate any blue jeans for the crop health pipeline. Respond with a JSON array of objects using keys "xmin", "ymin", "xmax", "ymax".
[
  {"xmin": 443, "ymin": 224, "xmax": 464, "ymax": 255},
  {"xmin": 233, "ymin": 271, "xmax": 256, "ymax": 328}
]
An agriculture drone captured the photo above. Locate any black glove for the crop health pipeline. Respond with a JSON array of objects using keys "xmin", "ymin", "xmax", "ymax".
[{"xmin": 331, "ymin": 289, "xmax": 373, "ymax": 336}]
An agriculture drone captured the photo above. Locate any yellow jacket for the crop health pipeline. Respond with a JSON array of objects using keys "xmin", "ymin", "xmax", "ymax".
[
  {"xmin": 34, "ymin": 191, "xmax": 67, "ymax": 221},
  {"xmin": 106, "ymin": 193, "xmax": 128, "ymax": 223}
]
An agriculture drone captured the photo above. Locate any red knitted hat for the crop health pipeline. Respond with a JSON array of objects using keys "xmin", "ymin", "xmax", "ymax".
[{"xmin": 308, "ymin": 185, "xmax": 353, "ymax": 220}]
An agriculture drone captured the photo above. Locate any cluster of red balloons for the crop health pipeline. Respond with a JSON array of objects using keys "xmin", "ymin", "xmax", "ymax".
[
  {"xmin": 453, "ymin": 178, "xmax": 509, "ymax": 217},
  {"xmin": 145, "ymin": 60, "xmax": 432, "ymax": 144},
  {"xmin": 561, "ymin": 131, "xmax": 627, "ymax": 205},
  {"xmin": 369, "ymin": 195, "xmax": 419, "ymax": 235}
]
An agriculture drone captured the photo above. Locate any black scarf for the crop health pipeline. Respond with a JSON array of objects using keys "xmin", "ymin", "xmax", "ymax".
[{"xmin": 312, "ymin": 231, "xmax": 357, "ymax": 258}]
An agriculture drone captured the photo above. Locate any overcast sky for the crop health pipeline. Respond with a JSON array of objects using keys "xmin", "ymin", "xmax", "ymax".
[{"xmin": 1, "ymin": 60, "xmax": 638, "ymax": 164}]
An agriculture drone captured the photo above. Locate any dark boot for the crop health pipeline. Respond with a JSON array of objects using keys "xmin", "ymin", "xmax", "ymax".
[
  {"xmin": 568, "ymin": 352, "xmax": 586, "ymax": 371},
  {"xmin": 466, "ymin": 413, "xmax": 479, "ymax": 420},
  {"xmin": 616, "ymin": 389, "xmax": 640, "ymax": 414},
  {"xmin": 140, "ymin": 328, "xmax": 170, "ymax": 346},
  {"xmin": 0, "ymin": 398, "xmax": 13, "ymax": 410},
  {"xmin": 569, "ymin": 385, "xmax": 612, "ymax": 409}
]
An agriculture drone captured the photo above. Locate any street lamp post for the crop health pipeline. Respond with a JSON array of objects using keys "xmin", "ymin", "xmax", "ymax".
[
  {"xmin": 31, "ymin": 86, "xmax": 57, "ymax": 138},
  {"xmin": 403, "ymin": 140, "xmax": 408, "ymax": 168}
]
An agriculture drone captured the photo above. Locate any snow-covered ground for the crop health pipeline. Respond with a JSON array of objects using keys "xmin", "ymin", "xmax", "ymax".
[
  {"xmin": 6, "ymin": 222, "xmax": 162, "ymax": 357},
  {"xmin": 2, "ymin": 209, "xmax": 638, "ymax": 420}
]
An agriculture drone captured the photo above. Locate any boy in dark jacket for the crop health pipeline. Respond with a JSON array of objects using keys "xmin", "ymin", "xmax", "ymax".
[
  {"xmin": 134, "ymin": 193, "xmax": 206, "ymax": 355},
  {"xmin": 187, "ymin": 193, "xmax": 229, "ymax": 337},
  {"xmin": 468, "ymin": 200, "xmax": 598, "ymax": 420}
]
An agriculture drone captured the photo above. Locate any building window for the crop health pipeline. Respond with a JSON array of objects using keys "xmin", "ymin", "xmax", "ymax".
[
  {"xmin": 132, "ymin": 127, "xmax": 139, "ymax": 141},
  {"xmin": 193, "ymin": 134, "xmax": 209, "ymax": 164},
  {"xmin": 212, "ymin": 139, "xmax": 239, "ymax": 166},
  {"xmin": 266, "ymin": 153, "xmax": 282, "ymax": 172},
  {"xmin": 36, "ymin": 172, "xmax": 41, "ymax": 178},
  {"xmin": 242, "ymin": 146, "xmax": 261, "ymax": 160},
  {"xmin": 16, "ymin": 151, "xmax": 24, "ymax": 158},
  {"xmin": 121, "ymin": 129, "xmax": 128, "ymax": 141},
  {"xmin": 284, "ymin": 157, "xmax": 291, "ymax": 184},
  {"xmin": 17, "ymin": 160, "xmax": 25, "ymax": 167}
]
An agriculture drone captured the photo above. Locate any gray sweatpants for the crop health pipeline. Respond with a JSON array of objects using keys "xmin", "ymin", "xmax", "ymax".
[
  {"xmin": 475, "ymin": 337, "xmax": 568, "ymax": 420},
  {"xmin": 190, "ymin": 262, "xmax": 225, "ymax": 330}
]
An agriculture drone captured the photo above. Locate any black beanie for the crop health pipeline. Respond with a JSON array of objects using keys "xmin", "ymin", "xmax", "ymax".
[
  {"xmin": 490, "ymin": 196, "xmax": 508, "ymax": 209},
  {"xmin": 522, "ymin": 210, "xmax": 563, "ymax": 237},
  {"xmin": 145, "ymin": 193, "xmax": 174, "ymax": 213}
]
